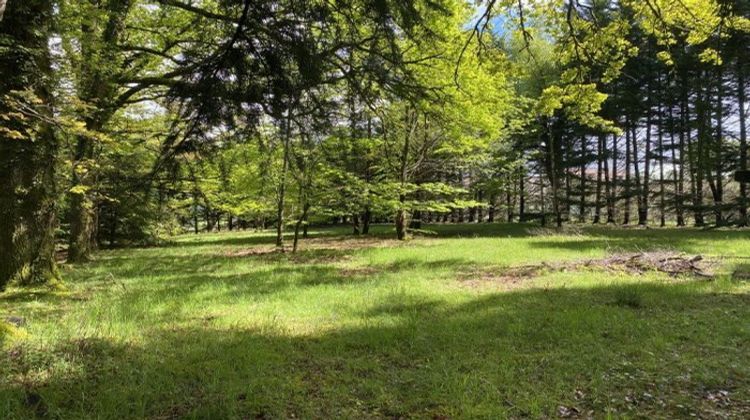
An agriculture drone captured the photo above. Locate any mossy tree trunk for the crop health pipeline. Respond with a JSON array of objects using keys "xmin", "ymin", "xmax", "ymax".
[{"xmin": 0, "ymin": 0, "xmax": 59, "ymax": 290}]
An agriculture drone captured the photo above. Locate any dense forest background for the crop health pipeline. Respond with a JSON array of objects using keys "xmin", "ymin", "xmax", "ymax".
[{"xmin": 2, "ymin": 0, "xmax": 750, "ymax": 290}]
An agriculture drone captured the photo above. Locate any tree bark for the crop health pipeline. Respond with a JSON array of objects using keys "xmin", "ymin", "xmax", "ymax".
[
  {"xmin": 657, "ymin": 100, "xmax": 666, "ymax": 227},
  {"xmin": 292, "ymin": 203, "xmax": 310, "ymax": 253},
  {"xmin": 679, "ymin": 66, "xmax": 691, "ymax": 226},
  {"xmin": 352, "ymin": 213, "xmax": 362, "ymax": 234},
  {"xmin": 609, "ymin": 132, "xmax": 618, "ymax": 223},
  {"xmin": 693, "ymin": 73, "xmax": 706, "ymax": 227},
  {"xmin": 712, "ymin": 63, "xmax": 724, "ymax": 226},
  {"xmin": 624, "ymin": 121, "xmax": 632, "ymax": 225},
  {"xmin": 545, "ymin": 120, "xmax": 562, "ymax": 227},
  {"xmin": 640, "ymin": 94, "xmax": 652, "ymax": 226},
  {"xmin": 669, "ymin": 87, "xmax": 685, "ymax": 226},
  {"xmin": 276, "ymin": 104, "xmax": 293, "ymax": 249},
  {"xmin": 579, "ymin": 136, "xmax": 587, "ymax": 223},
  {"xmin": 632, "ymin": 124, "xmax": 644, "ymax": 225},
  {"xmin": 518, "ymin": 167, "xmax": 525, "ymax": 221},
  {"xmin": 395, "ymin": 107, "xmax": 413, "ymax": 240},
  {"xmin": 593, "ymin": 135, "xmax": 604, "ymax": 224},
  {"xmin": 362, "ymin": 209, "xmax": 371, "ymax": 234},
  {"xmin": 0, "ymin": 0, "xmax": 59, "ymax": 289},
  {"xmin": 738, "ymin": 61, "xmax": 748, "ymax": 226},
  {"xmin": 68, "ymin": 127, "xmax": 99, "ymax": 261}
]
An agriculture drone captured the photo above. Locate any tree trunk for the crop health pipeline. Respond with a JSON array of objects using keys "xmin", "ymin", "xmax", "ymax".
[
  {"xmin": 518, "ymin": 167, "xmax": 525, "ymax": 221},
  {"xmin": 632, "ymin": 124, "xmax": 644, "ymax": 225},
  {"xmin": 193, "ymin": 200, "xmax": 199, "ymax": 234},
  {"xmin": 477, "ymin": 190, "xmax": 484, "ymax": 222},
  {"xmin": 640, "ymin": 96, "xmax": 652, "ymax": 226},
  {"xmin": 738, "ymin": 61, "xmax": 748, "ymax": 226},
  {"xmin": 593, "ymin": 135, "xmax": 604, "ymax": 224},
  {"xmin": 68, "ymin": 168, "xmax": 98, "ymax": 261},
  {"xmin": 68, "ymin": 129, "xmax": 99, "ymax": 262},
  {"xmin": 712, "ymin": 63, "xmax": 724, "ymax": 226},
  {"xmin": 609, "ymin": 132, "xmax": 618, "ymax": 223},
  {"xmin": 624, "ymin": 122, "xmax": 632, "ymax": 225},
  {"xmin": 679, "ymin": 67, "xmax": 691, "ymax": 226},
  {"xmin": 362, "ymin": 208, "xmax": 371, "ymax": 234},
  {"xmin": 352, "ymin": 213, "xmax": 362, "ymax": 234},
  {"xmin": 396, "ymin": 205, "xmax": 408, "ymax": 240},
  {"xmin": 488, "ymin": 194, "xmax": 496, "ymax": 222},
  {"xmin": 204, "ymin": 207, "xmax": 212, "ymax": 232},
  {"xmin": 0, "ymin": 0, "xmax": 59, "ymax": 289},
  {"xmin": 540, "ymin": 175, "xmax": 547, "ymax": 227},
  {"xmin": 276, "ymin": 105, "xmax": 293, "ymax": 249},
  {"xmin": 396, "ymin": 107, "xmax": 413, "ymax": 240},
  {"xmin": 579, "ymin": 136, "xmax": 587, "ymax": 223},
  {"xmin": 564, "ymin": 135, "xmax": 572, "ymax": 222},
  {"xmin": 657, "ymin": 100, "xmax": 666, "ymax": 227},
  {"xmin": 546, "ymin": 121, "xmax": 562, "ymax": 227},
  {"xmin": 669, "ymin": 92, "xmax": 685, "ymax": 226},
  {"xmin": 505, "ymin": 186, "xmax": 513, "ymax": 222},
  {"xmin": 603, "ymin": 135, "xmax": 613, "ymax": 223},
  {"xmin": 694, "ymin": 74, "xmax": 706, "ymax": 227},
  {"xmin": 292, "ymin": 203, "xmax": 310, "ymax": 253}
]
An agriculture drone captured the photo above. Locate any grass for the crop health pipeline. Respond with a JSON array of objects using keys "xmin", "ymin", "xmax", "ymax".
[{"xmin": 1, "ymin": 223, "xmax": 749, "ymax": 419}]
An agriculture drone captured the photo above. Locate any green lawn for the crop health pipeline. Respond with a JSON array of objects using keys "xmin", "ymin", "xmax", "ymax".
[{"xmin": 1, "ymin": 224, "xmax": 749, "ymax": 419}]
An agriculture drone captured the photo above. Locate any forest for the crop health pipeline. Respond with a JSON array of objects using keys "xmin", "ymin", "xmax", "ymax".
[{"xmin": 1, "ymin": 0, "xmax": 749, "ymax": 418}]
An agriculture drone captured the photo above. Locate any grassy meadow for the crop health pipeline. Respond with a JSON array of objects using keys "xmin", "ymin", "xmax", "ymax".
[{"xmin": 1, "ymin": 223, "xmax": 749, "ymax": 418}]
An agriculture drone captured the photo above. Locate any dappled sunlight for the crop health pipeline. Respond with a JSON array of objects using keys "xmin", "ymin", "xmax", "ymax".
[
  {"xmin": 2, "ymin": 281, "xmax": 748, "ymax": 418},
  {"xmin": 2, "ymin": 225, "xmax": 749, "ymax": 418},
  {"xmin": 4, "ymin": 0, "xmax": 750, "ymax": 416}
]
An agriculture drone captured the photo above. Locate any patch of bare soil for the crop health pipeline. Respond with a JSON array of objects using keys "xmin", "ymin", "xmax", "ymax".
[
  {"xmin": 222, "ymin": 236, "xmax": 417, "ymax": 261},
  {"xmin": 221, "ymin": 247, "xmax": 344, "ymax": 264},
  {"xmin": 457, "ymin": 264, "xmax": 549, "ymax": 290},
  {"xmin": 223, "ymin": 247, "xmax": 281, "ymax": 258},
  {"xmin": 302, "ymin": 236, "xmax": 408, "ymax": 251},
  {"xmin": 458, "ymin": 251, "xmax": 716, "ymax": 289},
  {"xmin": 527, "ymin": 226, "xmax": 586, "ymax": 237},
  {"xmin": 582, "ymin": 252, "xmax": 715, "ymax": 278}
]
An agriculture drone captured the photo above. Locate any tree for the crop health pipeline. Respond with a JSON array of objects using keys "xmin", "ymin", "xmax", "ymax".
[{"xmin": 0, "ymin": 0, "xmax": 59, "ymax": 289}]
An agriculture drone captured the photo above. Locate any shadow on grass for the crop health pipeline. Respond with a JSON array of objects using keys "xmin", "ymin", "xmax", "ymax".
[
  {"xmin": 1, "ymin": 282, "xmax": 748, "ymax": 419},
  {"xmin": 3, "ymin": 224, "xmax": 749, "ymax": 417},
  {"xmin": 126, "ymin": 223, "xmax": 749, "ymax": 261},
  {"xmin": 162, "ymin": 225, "xmax": 391, "ymax": 248},
  {"xmin": 163, "ymin": 233, "xmax": 283, "ymax": 248},
  {"xmin": 525, "ymin": 228, "xmax": 750, "ymax": 254},
  {"xmin": 0, "ymin": 289, "xmax": 86, "ymax": 321}
]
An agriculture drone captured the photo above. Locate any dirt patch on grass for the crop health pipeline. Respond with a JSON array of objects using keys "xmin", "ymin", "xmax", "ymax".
[
  {"xmin": 303, "ymin": 236, "xmax": 409, "ymax": 251},
  {"xmin": 581, "ymin": 252, "xmax": 715, "ymax": 277},
  {"xmin": 223, "ymin": 247, "xmax": 282, "ymax": 258},
  {"xmin": 458, "ymin": 251, "xmax": 716, "ymax": 289},
  {"xmin": 457, "ymin": 264, "xmax": 547, "ymax": 290},
  {"xmin": 221, "ymin": 236, "xmax": 415, "ymax": 262}
]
